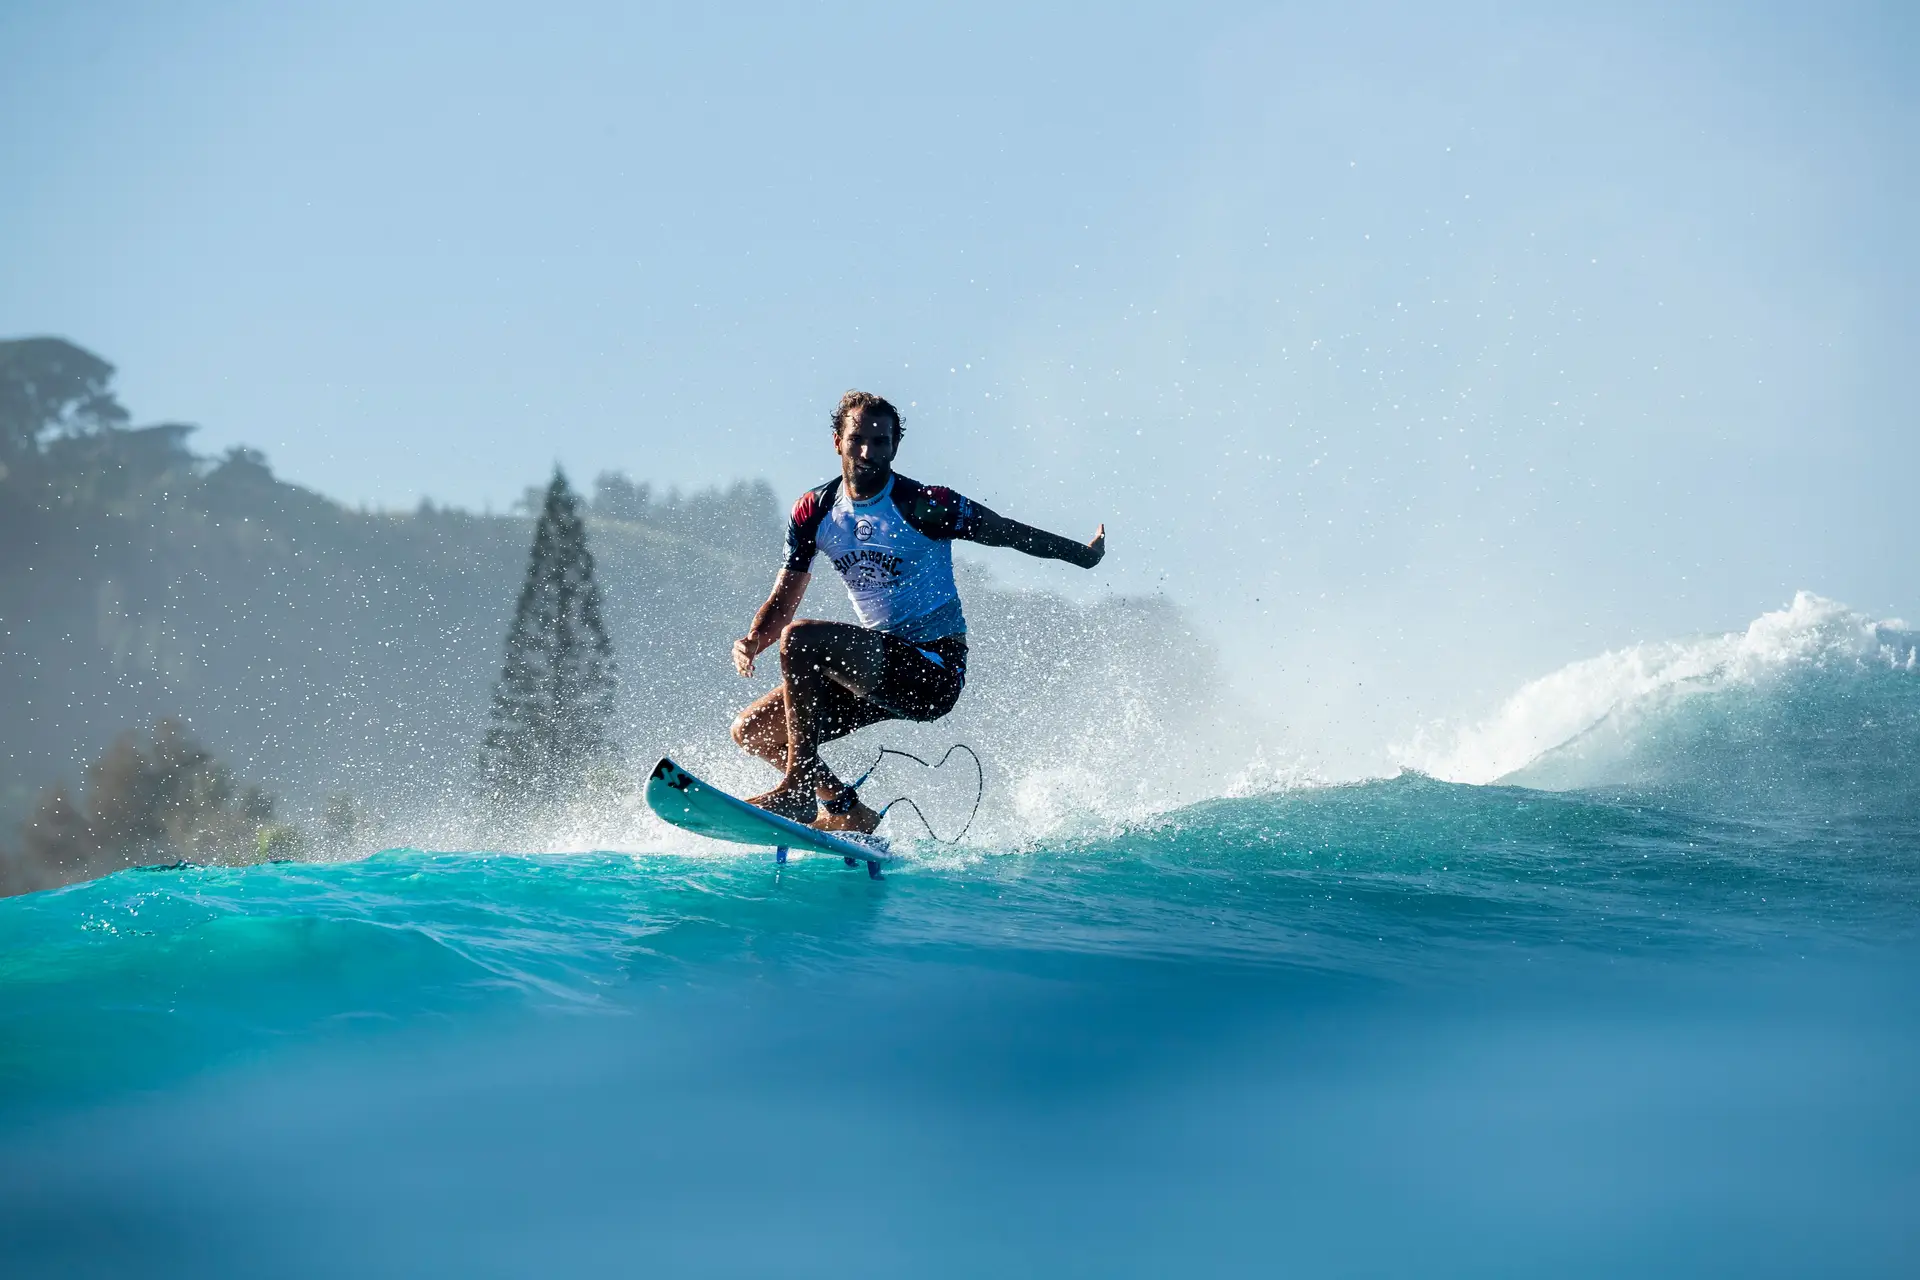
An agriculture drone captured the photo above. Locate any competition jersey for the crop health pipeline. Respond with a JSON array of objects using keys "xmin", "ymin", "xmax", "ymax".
[{"xmin": 784, "ymin": 474, "xmax": 980, "ymax": 643}]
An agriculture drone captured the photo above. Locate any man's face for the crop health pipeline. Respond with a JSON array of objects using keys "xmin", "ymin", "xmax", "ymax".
[{"xmin": 836, "ymin": 407, "xmax": 898, "ymax": 485}]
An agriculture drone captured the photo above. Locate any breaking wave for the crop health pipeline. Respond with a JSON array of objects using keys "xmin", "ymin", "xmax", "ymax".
[{"xmin": 1401, "ymin": 592, "xmax": 1920, "ymax": 811}]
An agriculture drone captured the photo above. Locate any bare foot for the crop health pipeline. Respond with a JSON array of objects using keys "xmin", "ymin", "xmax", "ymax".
[
  {"xmin": 812, "ymin": 802, "xmax": 881, "ymax": 835},
  {"xmin": 812, "ymin": 785, "xmax": 882, "ymax": 835},
  {"xmin": 745, "ymin": 784, "xmax": 819, "ymax": 823}
]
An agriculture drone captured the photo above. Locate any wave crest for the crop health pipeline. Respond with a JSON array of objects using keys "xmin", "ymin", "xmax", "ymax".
[{"xmin": 1399, "ymin": 593, "xmax": 1920, "ymax": 806}]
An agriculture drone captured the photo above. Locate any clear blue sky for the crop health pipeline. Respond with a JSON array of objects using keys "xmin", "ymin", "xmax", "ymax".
[{"xmin": 4, "ymin": 1, "xmax": 1914, "ymax": 765}]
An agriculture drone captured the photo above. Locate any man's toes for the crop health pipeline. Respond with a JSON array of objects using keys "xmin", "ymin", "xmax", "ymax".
[
  {"xmin": 812, "ymin": 800, "xmax": 881, "ymax": 835},
  {"xmin": 746, "ymin": 788, "xmax": 816, "ymax": 822}
]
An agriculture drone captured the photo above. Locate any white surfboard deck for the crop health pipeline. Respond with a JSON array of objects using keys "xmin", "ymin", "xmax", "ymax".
[{"xmin": 646, "ymin": 756, "xmax": 898, "ymax": 870}]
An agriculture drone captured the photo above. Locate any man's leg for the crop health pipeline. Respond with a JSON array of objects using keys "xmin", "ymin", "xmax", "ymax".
[
  {"xmin": 744, "ymin": 621, "xmax": 890, "ymax": 821},
  {"xmin": 732, "ymin": 671, "xmax": 894, "ymax": 773},
  {"xmin": 731, "ymin": 688, "xmax": 790, "ymax": 769}
]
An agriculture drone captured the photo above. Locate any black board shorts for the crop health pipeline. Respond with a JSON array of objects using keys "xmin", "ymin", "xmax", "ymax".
[{"xmin": 816, "ymin": 632, "xmax": 968, "ymax": 743}]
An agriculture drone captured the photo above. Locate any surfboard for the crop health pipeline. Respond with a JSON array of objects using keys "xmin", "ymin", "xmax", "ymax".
[{"xmin": 645, "ymin": 756, "xmax": 898, "ymax": 877}]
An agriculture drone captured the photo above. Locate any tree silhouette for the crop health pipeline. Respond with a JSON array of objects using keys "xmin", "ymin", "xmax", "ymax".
[
  {"xmin": 11, "ymin": 719, "xmax": 274, "ymax": 894},
  {"xmin": 478, "ymin": 468, "xmax": 619, "ymax": 814},
  {"xmin": 0, "ymin": 337, "xmax": 129, "ymax": 463}
]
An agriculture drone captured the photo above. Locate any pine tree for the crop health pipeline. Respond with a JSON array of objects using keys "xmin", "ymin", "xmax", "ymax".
[{"xmin": 479, "ymin": 468, "xmax": 619, "ymax": 813}]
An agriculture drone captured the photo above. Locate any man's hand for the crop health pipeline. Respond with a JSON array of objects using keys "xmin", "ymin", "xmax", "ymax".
[
  {"xmin": 735, "ymin": 570, "xmax": 810, "ymax": 679},
  {"xmin": 733, "ymin": 634, "xmax": 761, "ymax": 678},
  {"xmin": 1083, "ymin": 523, "xmax": 1106, "ymax": 569}
]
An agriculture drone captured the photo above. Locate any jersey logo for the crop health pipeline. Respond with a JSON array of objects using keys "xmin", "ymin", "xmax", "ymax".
[
  {"xmin": 855, "ymin": 516, "xmax": 875, "ymax": 542},
  {"xmin": 832, "ymin": 547, "xmax": 902, "ymax": 586}
]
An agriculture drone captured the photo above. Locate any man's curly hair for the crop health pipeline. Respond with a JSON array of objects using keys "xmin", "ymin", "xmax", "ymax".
[{"xmin": 831, "ymin": 390, "xmax": 905, "ymax": 445}]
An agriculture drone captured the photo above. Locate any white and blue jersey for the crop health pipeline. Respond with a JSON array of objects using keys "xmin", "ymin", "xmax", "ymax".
[{"xmin": 784, "ymin": 474, "xmax": 980, "ymax": 644}]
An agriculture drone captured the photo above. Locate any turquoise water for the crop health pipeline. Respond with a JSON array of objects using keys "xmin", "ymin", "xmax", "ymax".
[{"xmin": 4, "ymin": 602, "xmax": 1919, "ymax": 1275}]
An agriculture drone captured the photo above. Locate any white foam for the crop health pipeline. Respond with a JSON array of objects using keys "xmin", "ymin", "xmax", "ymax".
[{"xmin": 1399, "ymin": 592, "xmax": 1916, "ymax": 785}]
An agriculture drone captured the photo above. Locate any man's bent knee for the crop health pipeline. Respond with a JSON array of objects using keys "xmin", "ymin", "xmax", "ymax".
[
  {"xmin": 779, "ymin": 620, "xmax": 840, "ymax": 673},
  {"xmin": 780, "ymin": 619, "xmax": 830, "ymax": 654},
  {"xmin": 733, "ymin": 700, "xmax": 783, "ymax": 748}
]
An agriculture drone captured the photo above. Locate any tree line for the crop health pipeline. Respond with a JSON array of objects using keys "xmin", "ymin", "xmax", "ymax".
[
  {"xmin": 5, "ymin": 464, "xmax": 621, "ymax": 895},
  {"xmin": 0, "ymin": 336, "xmax": 743, "ymax": 891}
]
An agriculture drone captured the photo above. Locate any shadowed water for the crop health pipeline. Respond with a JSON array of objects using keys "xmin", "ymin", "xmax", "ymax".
[{"xmin": 3, "ymin": 767, "xmax": 1916, "ymax": 1277}]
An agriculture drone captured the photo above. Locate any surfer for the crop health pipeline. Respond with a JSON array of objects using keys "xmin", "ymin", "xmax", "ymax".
[{"xmin": 731, "ymin": 391, "xmax": 1105, "ymax": 833}]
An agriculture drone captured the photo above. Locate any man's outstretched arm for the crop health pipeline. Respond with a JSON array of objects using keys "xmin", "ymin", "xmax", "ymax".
[
  {"xmin": 968, "ymin": 506, "xmax": 1106, "ymax": 569},
  {"xmin": 733, "ymin": 570, "xmax": 810, "ymax": 677}
]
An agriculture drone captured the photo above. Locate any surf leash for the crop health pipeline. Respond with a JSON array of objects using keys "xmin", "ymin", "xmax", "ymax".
[{"xmin": 846, "ymin": 743, "xmax": 984, "ymax": 844}]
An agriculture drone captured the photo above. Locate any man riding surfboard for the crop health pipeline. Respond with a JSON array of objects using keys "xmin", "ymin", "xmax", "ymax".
[{"xmin": 731, "ymin": 390, "xmax": 1106, "ymax": 833}]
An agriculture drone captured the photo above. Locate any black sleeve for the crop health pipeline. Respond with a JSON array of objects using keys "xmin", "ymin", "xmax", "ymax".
[
  {"xmin": 897, "ymin": 477, "xmax": 980, "ymax": 542},
  {"xmin": 783, "ymin": 480, "xmax": 836, "ymax": 572}
]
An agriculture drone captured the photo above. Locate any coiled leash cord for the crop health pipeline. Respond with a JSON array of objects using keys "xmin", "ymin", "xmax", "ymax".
[{"xmin": 844, "ymin": 743, "xmax": 985, "ymax": 844}]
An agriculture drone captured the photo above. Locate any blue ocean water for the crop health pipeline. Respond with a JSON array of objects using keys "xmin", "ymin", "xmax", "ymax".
[{"xmin": 3, "ymin": 595, "xmax": 1918, "ymax": 1276}]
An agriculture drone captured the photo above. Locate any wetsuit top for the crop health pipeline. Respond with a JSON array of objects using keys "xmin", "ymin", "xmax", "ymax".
[{"xmin": 784, "ymin": 474, "xmax": 980, "ymax": 643}]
